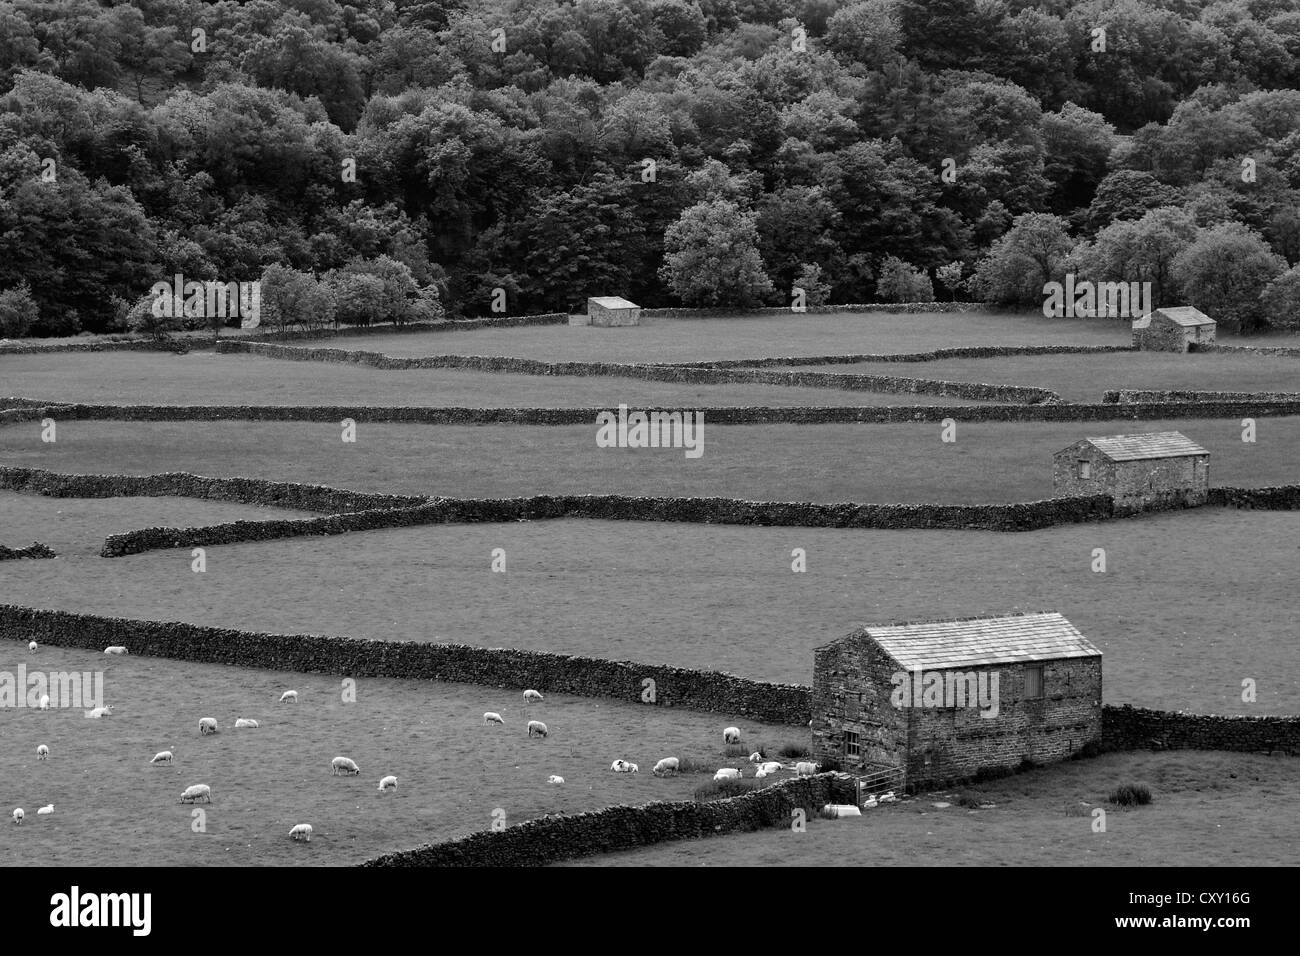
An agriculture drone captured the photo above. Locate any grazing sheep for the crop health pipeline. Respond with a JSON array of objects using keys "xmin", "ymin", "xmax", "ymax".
[
  {"xmin": 758, "ymin": 761, "xmax": 782, "ymax": 775},
  {"xmin": 523, "ymin": 689, "xmax": 544, "ymax": 702},
  {"xmin": 198, "ymin": 717, "xmax": 218, "ymax": 735},
  {"xmin": 37, "ymin": 804, "xmax": 53, "ymax": 815},
  {"xmin": 610, "ymin": 760, "xmax": 638, "ymax": 773},
  {"xmin": 378, "ymin": 775, "xmax": 397, "ymax": 791},
  {"xmin": 652, "ymin": 757, "xmax": 680, "ymax": 776},
  {"xmin": 483, "ymin": 712, "xmax": 505, "ymax": 725},
  {"xmin": 723, "ymin": 727, "xmax": 741, "ymax": 745},
  {"xmin": 36, "ymin": 744, "xmax": 49, "ymax": 760},
  {"xmin": 103, "ymin": 646, "xmax": 128, "ymax": 655},
  {"xmin": 289, "ymin": 823, "xmax": 313, "ymax": 843},
  {"xmin": 713, "ymin": 768, "xmax": 742, "ymax": 781},
  {"xmin": 748, "ymin": 751, "xmax": 763, "ymax": 763},
  {"xmin": 278, "ymin": 690, "xmax": 298, "ymax": 703},
  {"xmin": 150, "ymin": 751, "xmax": 173, "ymax": 765},
  {"xmin": 12, "ymin": 808, "xmax": 23, "ymax": 825},
  {"xmin": 547, "ymin": 775, "xmax": 564, "ymax": 784},
  {"xmin": 179, "ymin": 784, "xmax": 211, "ymax": 804},
  {"xmin": 234, "ymin": 718, "xmax": 259, "ymax": 729},
  {"xmin": 330, "ymin": 756, "xmax": 360, "ymax": 776},
  {"xmin": 877, "ymin": 790, "xmax": 898, "ymax": 804},
  {"xmin": 37, "ymin": 694, "xmax": 49, "ymax": 711},
  {"xmin": 85, "ymin": 705, "xmax": 113, "ymax": 719},
  {"xmin": 28, "ymin": 641, "xmax": 36, "ymax": 652},
  {"xmin": 795, "ymin": 761, "xmax": 818, "ymax": 776},
  {"xmin": 526, "ymin": 720, "xmax": 548, "ymax": 738}
]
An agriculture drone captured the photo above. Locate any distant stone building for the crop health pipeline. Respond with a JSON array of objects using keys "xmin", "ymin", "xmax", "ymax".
[
  {"xmin": 811, "ymin": 612, "xmax": 1103, "ymax": 786},
  {"xmin": 1053, "ymin": 431, "xmax": 1209, "ymax": 511},
  {"xmin": 586, "ymin": 296, "xmax": 641, "ymax": 327},
  {"xmin": 1132, "ymin": 306, "xmax": 1216, "ymax": 351}
]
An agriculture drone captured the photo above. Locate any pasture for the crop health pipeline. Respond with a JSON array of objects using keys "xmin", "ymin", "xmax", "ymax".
[{"xmin": 0, "ymin": 643, "xmax": 804, "ymax": 866}]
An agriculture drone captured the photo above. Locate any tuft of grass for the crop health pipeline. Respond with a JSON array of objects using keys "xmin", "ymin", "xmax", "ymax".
[
  {"xmin": 676, "ymin": 756, "xmax": 709, "ymax": 775},
  {"xmin": 694, "ymin": 778, "xmax": 759, "ymax": 802},
  {"xmin": 722, "ymin": 744, "xmax": 750, "ymax": 758},
  {"xmin": 954, "ymin": 792, "xmax": 983, "ymax": 809},
  {"xmin": 777, "ymin": 742, "xmax": 811, "ymax": 759},
  {"xmin": 1109, "ymin": 783, "xmax": 1153, "ymax": 806}
]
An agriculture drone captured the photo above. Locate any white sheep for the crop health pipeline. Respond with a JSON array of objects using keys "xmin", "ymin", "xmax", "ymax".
[
  {"xmin": 378, "ymin": 775, "xmax": 397, "ymax": 791},
  {"xmin": 278, "ymin": 690, "xmax": 298, "ymax": 703},
  {"xmin": 198, "ymin": 717, "xmax": 218, "ymax": 735},
  {"xmin": 28, "ymin": 641, "xmax": 37, "ymax": 651},
  {"xmin": 713, "ymin": 768, "xmax": 742, "ymax": 781},
  {"xmin": 547, "ymin": 775, "xmax": 564, "ymax": 784},
  {"xmin": 37, "ymin": 694, "xmax": 49, "ymax": 711},
  {"xmin": 103, "ymin": 646, "xmax": 128, "ymax": 655},
  {"xmin": 758, "ymin": 761, "xmax": 782, "ymax": 775},
  {"xmin": 610, "ymin": 760, "xmax": 638, "ymax": 773},
  {"xmin": 483, "ymin": 712, "xmax": 504, "ymax": 725},
  {"xmin": 37, "ymin": 804, "xmax": 54, "ymax": 815},
  {"xmin": 652, "ymin": 757, "xmax": 680, "ymax": 776},
  {"xmin": 862, "ymin": 795, "xmax": 878, "ymax": 809},
  {"xmin": 179, "ymin": 784, "xmax": 211, "ymax": 804},
  {"xmin": 36, "ymin": 744, "xmax": 49, "ymax": 760},
  {"xmin": 289, "ymin": 823, "xmax": 313, "ymax": 843},
  {"xmin": 723, "ymin": 727, "xmax": 741, "ymax": 745},
  {"xmin": 748, "ymin": 751, "xmax": 763, "ymax": 763},
  {"xmin": 12, "ymin": 808, "xmax": 23, "ymax": 825},
  {"xmin": 150, "ymin": 751, "xmax": 173, "ymax": 765},
  {"xmin": 234, "ymin": 718, "xmax": 259, "ymax": 729},
  {"xmin": 523, "ymin": 689, "xmax": 543, "ymax": 702},
  {"xmin": 878, "ymin": 790, "xmax": 898, "ymax": 804},
  {"xmin": 526, "ymin": 720, "xmax": 548, "ymax": 738},
  {"xmin": 330, "ymin": 756, "xmax": 360, "ymax": 776},
  {"xmin": 795, "ymin": 761, "xmax": 818, "ymax": 776},
  {"xmin": 85, "ymin": 705, "xmax": 113, "ymax": 719}
]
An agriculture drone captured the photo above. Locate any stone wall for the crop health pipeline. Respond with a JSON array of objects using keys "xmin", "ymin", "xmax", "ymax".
[
  {"xmin": 1102, "ymin": 704, "xmax": 1300, "ymax": 754},
  {"xmin": 0, "ymin": 605, "xmax": 810, "ymax": 724},
  {"xmin": 0, "ymin": 338, "xmax": 189, "ymax": 355},
  {"xmin": 362, "ymin": 772, "xmax": 848, "ymax": 867},
  {"xmin": 238, "ymin": 312, "xmax": 569, "ymax": 343},
  {"xmin": 677, "ymin": 345, "xmax": 1133, "ymax": 370},
  {"xmin": 1053, "ymin": 446, "xmax": 1209, "ymax": 511},
  {"xmin": 0, "ymin": 542, "xmax": 55, "ymax": 560},
  {"xmin": 638, "ymin": 302, "xmax": 994, "ymax": 319},
  {"xmin": 1107, "ymin": 389, "xmax": 1300, "ymax": 404},
  {"xmin": 1193, "ymin": 343, "xmax": 1300, "ymax": 357},
  {"xmin": 1208, "ymin": 484, "xmax": 1300, "ymax": 509}
]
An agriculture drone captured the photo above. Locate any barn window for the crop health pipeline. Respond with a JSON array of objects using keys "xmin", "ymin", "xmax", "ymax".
[
  {"xmin": 1077, "ymin": 460, "xmax": 1092, "ymax": 479},
  {"xmin": 1025, "ymin": 666, "xmax": 1044, "ymax": 699},
  {"xmin": 844, "ymin": 731, "xmax": 860, "ymax": 756}
]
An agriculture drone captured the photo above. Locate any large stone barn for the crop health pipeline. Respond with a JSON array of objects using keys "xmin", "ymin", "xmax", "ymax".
[
  {"xmin": 1053, "ymin": 431, "xmax": 1210, "ymax": 511},
  {"xmin": 1132, "ymin": 306, "xmax": 1216, "ymax": 351},
  {"xmin": 586, "ymin": 296, "xmax": 641, "ymax": 327},
  {"xmin": 811, "ymin": 612, "xmax": 1103, "ymax": 787}
]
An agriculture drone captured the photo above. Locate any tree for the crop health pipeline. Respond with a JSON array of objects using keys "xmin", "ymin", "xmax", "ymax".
[
  {"xmin": 1261, "ymin": 265, "xmax": 1300, "ymax": 330},
  {"xmin": 650, "ymin": 0, "xmax": 707, "ymax": 57},
  {"xmin": 660, "ymin": 199, "xmax": 776, "ymax": 306},
  {"xmin": 0, "ymin": 282, "xmax": 39, "ymax": 337},
  {"xmin": 1070, "ymin": 206, "xmax": 1197, "ymax": 307},
  {"xmin": 1085, "ymin": 170, "xmax": 1181, "ymax": 231},
  {"xmin": 969, "ymin": 212, "xmax": 1073, "ymax": 306},
  {"xmin": 936, "ymin": 261, "xmax": 964, "ymax": 300},
  {"xmin": 824, "ymin": 0, "xmax": 902, "ymax": 65},
  {"xmin": 875, "ymin": 255, "xmax": 933, "ymax": 302},
  {"xmin": 794, "ymin": 262, "xmax": 830, "ymax": 307},
  {"xmin": 1170, "ymin": 223, "xmax": 1287, "ymax": 333}
]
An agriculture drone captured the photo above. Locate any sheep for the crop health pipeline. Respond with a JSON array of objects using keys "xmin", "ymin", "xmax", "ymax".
[
  {"xmin": 795, "ymin": 761, "xmax": 818, "ymax": 776},
  {"xmin": 150, "ymin": 751, "xmax": 173, "ymax": 765},
  {"xmin": 758, "ymin": 761, "xmax": 782, "ymax": 776},
  {"xmin": 652, "ymin": 757, "xmax": 680, "ymax": 776},
  {"xmin": 103, "ymin": 646, "xmax": 128, "ymax": 655},
  {"xmin": 755, "ymin": 766, "xmax": 773, "ymax": 779},
  {"xmin": 330, "ymin": 756, "xmax": 360, "ymax": 776},
  {"xmin": 12, "ymin": 808, "xmax": 23, "ymax": 825},
  {"xmin": 28, "ymin": 641, "xmax": 36, "ymax": 652},
  {"xmin": 878, "ymin": 790, "xmax": 898, "ymax": 804},
  {"xmin": 526, "ymin": 720, "xmax": 548, "ymax": 738},
  {"xmin": 289, "ymin": 823, "xmax": 313, "ymax": 843},
  {"xmin": 234, "ymin": 718, "xmax": 259, "ymax": 729},
  {"xmin": 278, "ymin": 690, "xmax": 298, "ymax": 703},
  {"xmin": 523, "ymin": 689, "xmax": 543, "ymax": 702},
  {"xmin": 378, "ymin": 775, "xmax": 397, "ymax": 791},
  {"xmin": 723, "ymin": 727, "xmax": 741, "ymax": 745},
  {"xmin": 37, "ymin": 694, "xmax": 49, "ymax": 711},
  {"xmin": 198, "ymin": 717, "xmax": 218, "ymax": 735},
  {"xmin": 748, "ymin": 751, "xmax": 763, "ymax": 763},
  {"xmin": 483, "ymin": 712, "xmax": 505, "ymax": 725},
  {"xmin": 610, "ymin": 760, "xmax": 638, "ymax": 773},
  {"xmin": 713, "ymin": 768, "xmax": 742, "ymax": 781},
  {"xmin": 862, "ymin": 795, "xmax": 878, "ymax": 809},
  {"xmin": 547, "ymin": 775, "xmax": 564, "ymax": 785},
  {"xmin": 85, "ymin": 705, "xmax": 113, "ymax": 719},
  {"xmin": 37, "ymin": 804, "xmax": 53, "ymax": 815},
  {"xmin": 179, "ymin": 784, "xmax": 211, "ymax": 804},
  {"xmin": 35, "ymin": 744, "xmax": 49, "ymax": 760}
]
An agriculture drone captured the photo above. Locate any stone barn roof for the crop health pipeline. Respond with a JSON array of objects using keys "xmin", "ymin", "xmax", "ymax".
[
  {"xmin": 1075, "ymin": 431, "xmax": 1209, "ymax": 461},
  {"xmin": 1132, "ymin": 306, "xmax": 1214, "ymax": 330},
  {"xmin": 826, "ymin": 611, "xmax": 1101, "ymax": 670},
  {"xmin": 588, "ymin": 296, "xmax": 639, "ymax": 310}
]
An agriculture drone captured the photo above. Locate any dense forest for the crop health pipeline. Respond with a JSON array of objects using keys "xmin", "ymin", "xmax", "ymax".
[{"xmin": 1, "ymin": 0, "xmax": 1299, "ymax": 336}]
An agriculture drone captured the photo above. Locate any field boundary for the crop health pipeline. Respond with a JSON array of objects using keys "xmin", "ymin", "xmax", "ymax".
[
  {"xmin": 0, "ymin": 542, "xmax": 55, "ymax": 560},
  {"xmin": 1106, "ymin": 388, "xmax": 1300, "ymax": 403},
  {"xmin": 670, "ymin": 344, "xmax": 1134, "ymax": 369},
  {"xmin": 238, "ymin": 312, "xmax": 569, "ymax": 343},
  {"xmin": 0, "ymin": 338, "xmax": 189, "ymax": 355},
  {"xmin": 1102, "ymin": 704, "xmax": 1300, "ymax": 754}
]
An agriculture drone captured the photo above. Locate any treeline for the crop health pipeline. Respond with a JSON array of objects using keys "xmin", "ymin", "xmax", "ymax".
[{"xmin": 1, "ymin": 0, "xmax": 1299, "ymax": 336}]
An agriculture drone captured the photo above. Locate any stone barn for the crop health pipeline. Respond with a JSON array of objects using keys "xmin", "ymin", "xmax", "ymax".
[
  {"xmin": 811, "ymin": 612, "xmax": 1102, "ymax": 787},
  {"xmin": 586, "ymin": 296, "xmax": 641, "ymax": 327},
  {"xmin": 1132, "ymin": 306, "xmax": 1216, "ymax": 351},
  {"xmin": 1053, "ymin": 431, "xmax": 1209, "ymax": 511}
]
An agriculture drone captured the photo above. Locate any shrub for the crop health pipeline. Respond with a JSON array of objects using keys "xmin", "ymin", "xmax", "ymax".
[
  {"xmin": 875, "ymin": 255, "xmax": 934, "ymax": 302},
  {"xmin": 723, "ymin": 744, "xmax": 749, "ymax": 758},
  {"xmin": 777, "ymin": 742, "xmax": 811, "ymax": 759},
  {"xmin": 954, "ymin": 792, "xmax": 983, "ymax": 809},
  {"xmin": 676, "ymin": 756, "xmax": 709, "ymax": 775},
  {"xmin": 1108, "ymin": 783, "xmax": 1153, "ymax": 807},
  {"xmin": 0, "ymin": 283, "xmax": 39, "ymax": 337},
  {"xmin": 693, "ymin": 778, "xmax": 758, "ymax": 802}
]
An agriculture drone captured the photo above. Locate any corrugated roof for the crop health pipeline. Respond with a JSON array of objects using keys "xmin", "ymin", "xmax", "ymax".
[
  {"xmin": 588, "ymin": 296, "xmax": 639, "ymax": 310},
  {"xmin": 1084, "ymin": 431, "xmax": 1208, "ymax": 461},
  {"xmin": 859, "ymin": 612, "xmax": 1100, "ymax": 670}
]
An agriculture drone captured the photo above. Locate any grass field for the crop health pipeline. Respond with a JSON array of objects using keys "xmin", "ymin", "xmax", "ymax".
[
  {"xmin": 0, "ymin": 642, "xmax": 805, "ymax": 866},
  {"xmin": 778, "ymin": 352, "xmax": 1300, "ymax": 403},
  {"xmin": 559, "ymin": 750, "xmax": 1300, "ymax": 866},
  {"xmin": 317, "ymin": 312, "xmax": 1128, "ymax": 363},
  {"xmin": 0, "ymin": 352, "xmax": 983, "ymax": 409},
  {"xmin": 2, "ymin": 502, "xmax": 1295, "ymax": 715},
  {"xmin": 2, "ymin": 417, "xmax": 1293, "ymax": 503}
]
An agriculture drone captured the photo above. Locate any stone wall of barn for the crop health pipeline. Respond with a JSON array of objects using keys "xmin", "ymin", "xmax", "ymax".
[
  {"xmin": 1133, "ymin": 318, "xmax": 1215, "ymax": 352},
  {"xmin": 1053, "ymin": 448, "xmax": 1209, "ymax": 510},
  {"xmin": 811, "ymin": 638, "xmax": 909, "ymax": 771}
]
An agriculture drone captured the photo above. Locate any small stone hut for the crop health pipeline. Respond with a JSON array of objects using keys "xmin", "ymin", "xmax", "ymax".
[
  {"xmin": 586, "ymin": 296, "xmax": 641, "ymax": 327},
  {"xmin": 812, "ymin": 612, "xmax": 1103, "ymax": 786},
  {"xmin": 1053, "ymin": 431, "xmax": 1209, "ymax": 511},
  {"xmin": 1132, "ymin": 306, "xmax": 1216, "ymax": 352}
]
